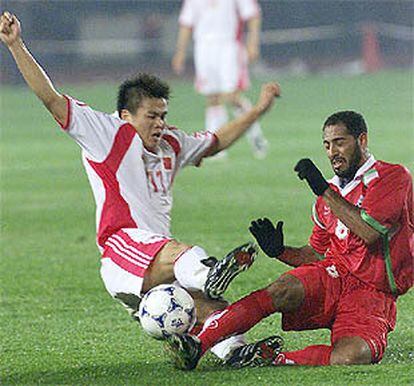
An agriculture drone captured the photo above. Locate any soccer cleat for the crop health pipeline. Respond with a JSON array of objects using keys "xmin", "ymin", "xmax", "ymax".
[
  {"xmin": 224, "ymin": 335, "xmax": 284, "ymax": 368},
  {"xmin": 165, "ymin": 334, "xmax": 202, "ymax": 371},
  {"xmin": 204, "ymin": 242, "xmax": 258, "ymax": 300}
]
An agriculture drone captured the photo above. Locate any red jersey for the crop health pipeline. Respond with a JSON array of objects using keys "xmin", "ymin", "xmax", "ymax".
[{"xmin": 310, "ymin": 156, "xmax": 413, "ymax": 296}]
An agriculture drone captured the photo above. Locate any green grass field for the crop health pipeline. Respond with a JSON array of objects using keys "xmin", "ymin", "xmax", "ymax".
[{"xmin": 1, "ymin": 71, "xmax": 413, "ymax": 385}]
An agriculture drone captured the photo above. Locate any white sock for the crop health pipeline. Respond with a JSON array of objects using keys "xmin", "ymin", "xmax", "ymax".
[
  {"xmin": 210, "ymin": 334, "xmax": 246, "ymax": 359},
  {"xmin": 200, "ymin": 309, "xmax": 246, "ymax": 359},
  {"xmin": 205, "ymin": 105, "xmax": 228, "ymax": 133},
  {"xmin": 173, "ymin": 246, "xmax": 210, "ymax": 291},
  {"xmin": 232, "ymin": 98, "xmax": 265, "ymax": 143}
]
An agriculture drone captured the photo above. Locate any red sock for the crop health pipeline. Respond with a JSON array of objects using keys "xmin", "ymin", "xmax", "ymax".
[
  {"xmin": 197, "ymin": 289, "xmax": 276, "ymax": 354},
  {"xmin": 274, "ymin": 345, "xmax": 333, "ymax": 366}
]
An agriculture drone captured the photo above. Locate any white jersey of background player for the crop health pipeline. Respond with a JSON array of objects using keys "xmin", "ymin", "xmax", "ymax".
[
  {"xmin": 172, "ymin": 0, "xmax": 268, "ymax": 159},
  {"xmin": 0, "ymin": 11, "xmax": 280, "ymax": 361}
]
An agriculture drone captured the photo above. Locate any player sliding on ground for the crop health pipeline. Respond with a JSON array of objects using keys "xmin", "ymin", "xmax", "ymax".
[
  {"xmin": 166, "ymin": 111, "xmax": 413, "ymax": 369},
  {"xmin": 0, "ymin": 11, "xmax": 281, "ymax": 360}
]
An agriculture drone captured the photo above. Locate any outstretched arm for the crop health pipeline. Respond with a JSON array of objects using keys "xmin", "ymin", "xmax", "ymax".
[
  {"xmin": 277, "ymin": 246, "xmax": 321, "ymax": 267},
  {"xmin": 0, "ymin": 12, "xmax": 67, "ymax": 125},
  {"xmin": 209, "ymin": 82, "xmax": 280, "ymax": 154}
]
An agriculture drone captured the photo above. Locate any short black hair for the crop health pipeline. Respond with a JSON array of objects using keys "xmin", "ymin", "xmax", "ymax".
[
  {"xmin": 117, "ymin": 73, "xmax": 170, "ymax": 116},
  {"xmin": 323, "ymin": 111, "xmax": 368, "ymax": 138}
]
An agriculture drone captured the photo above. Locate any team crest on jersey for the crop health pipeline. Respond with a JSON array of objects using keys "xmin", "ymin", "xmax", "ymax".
[
  {"xmin": 163, "ymin": 157, "xmax": 172, "ymax": 170},
  {"xmin": 326, "ymin": 264, "xmax": 339, "ymax": 279},
  {"xmin": 356, "ymin": 195, "xmax": 364, "ymax": 207}
]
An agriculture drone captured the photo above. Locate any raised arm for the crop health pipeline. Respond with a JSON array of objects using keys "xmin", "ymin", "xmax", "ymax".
[
  {"xmin": 294, "ymin": 159, "xmax": 381, "ymax": 245},
  {"xmin": 210, "ymin": 82, "xmax": 280, "ymax": 154},
  {"xmin": 0, "ymin": 12, "xmax": 67, "ymax": 125}
]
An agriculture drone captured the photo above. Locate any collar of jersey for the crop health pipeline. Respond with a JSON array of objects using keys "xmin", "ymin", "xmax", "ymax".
[{"xmin": 328, "ymin": 155, "xmax": 376, "ymax": 196}]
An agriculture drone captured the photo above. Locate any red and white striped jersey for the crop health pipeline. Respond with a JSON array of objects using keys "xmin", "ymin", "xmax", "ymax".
[
  {"xmin": 179, "ymin": 0, "xmax": 260, "ymax": 42},
  {"xmin": 60, "ymin": 96, "xmax": 216, "ymax": 251}
]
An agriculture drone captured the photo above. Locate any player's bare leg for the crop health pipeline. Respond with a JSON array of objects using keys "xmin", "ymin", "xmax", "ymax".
[
  {"xmin": 330, "ymin": 337, "xmax": 372, "ymax": 365},
  {"xmin": 188, "ymin": 290, "xmax": 228, "ymax": 325},
  {"xmin": 265, "ymin": 274, "xmax": 305, "ymax": 312},
  {"xmin": 142, "ymin": 240, "xmax": 187, "ymax": 292}
]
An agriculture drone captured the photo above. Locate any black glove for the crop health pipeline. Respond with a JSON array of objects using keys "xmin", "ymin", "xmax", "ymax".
[
  {"xmin": 294, "ymin": 158, "xmax": 329, "ymax": 196},
  {"xmin": 249, "ymin": 218, "xmax": 285, "ymax": 258}
]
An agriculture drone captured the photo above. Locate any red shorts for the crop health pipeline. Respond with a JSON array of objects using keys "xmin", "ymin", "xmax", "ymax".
[{"xmin": 282, "ymin": 259, "xmax": 396, "ymax": 363}]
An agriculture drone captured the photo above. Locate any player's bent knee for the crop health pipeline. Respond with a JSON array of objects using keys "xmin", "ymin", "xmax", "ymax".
[
  {"xmin": 266, "ymin": 274, "xmax": 305, "ymax": 313},
  {"xmin": 142, "ymin": 240, "xmax": 191, "ymax": 292},
  {"xmin": 156, "ymin": 240, "xmax": 191, "ymax": 265},
  {"xmin": 207, "ymin": 94, "xmax": 221, "ymax": 106},
  {"xmin": 330, "ymin": 337, "xmax": 372, "ymax": 365},
  {"xmin": 221, "ymin": 91, "xmax": 241, "ymax": 106}
]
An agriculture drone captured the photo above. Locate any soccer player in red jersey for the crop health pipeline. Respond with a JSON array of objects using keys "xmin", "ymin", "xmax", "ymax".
[{"xmin": 167, "ymin": 110, "xmax": 413, "ymax": 369}]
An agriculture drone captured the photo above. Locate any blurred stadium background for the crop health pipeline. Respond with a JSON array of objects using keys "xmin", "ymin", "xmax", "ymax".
[{"xmin": 1, "ymin": 0, "xmax": 413, "ymax": 84}]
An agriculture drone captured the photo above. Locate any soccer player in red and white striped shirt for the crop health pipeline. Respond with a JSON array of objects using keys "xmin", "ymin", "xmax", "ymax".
[{"xmin": 0, "ymin": 11, "xmax": 280, "ymax": 360}]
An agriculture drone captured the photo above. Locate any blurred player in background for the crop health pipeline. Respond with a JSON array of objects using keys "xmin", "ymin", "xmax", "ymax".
[
  {"xmin": 0, "ymin": 11, "xmax": 281, "ymax": 360},
  {"xmin": 166, "ymin": 111, "xmax": 413, "ymax": 369},
  {"xmin": 172, "ymin": 0, "xmax": 268, "ymax": 159}
]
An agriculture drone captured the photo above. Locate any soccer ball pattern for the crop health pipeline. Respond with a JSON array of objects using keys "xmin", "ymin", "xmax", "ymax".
[{"xmin": 138, "ymin": 284, "xmax": 196, "ymax": 340}]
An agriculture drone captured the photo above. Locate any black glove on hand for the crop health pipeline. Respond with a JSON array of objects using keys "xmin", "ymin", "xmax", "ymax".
[
  {"xmin": 249, "ymin": 218, "xmax": 285, "ymax": 258},
  {"xmin": 294, "ymin": 158, "xmax": 329, "ymax": 196}
]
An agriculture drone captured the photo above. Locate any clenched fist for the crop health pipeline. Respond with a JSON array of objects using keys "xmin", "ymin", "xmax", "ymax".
[
  {"xmin": 254, "ymin": 82, "xmax": 281, "ymax": 114},
  {"xmin": 0, "ymin": 12, "xmax": 21, "ymax": 47}
]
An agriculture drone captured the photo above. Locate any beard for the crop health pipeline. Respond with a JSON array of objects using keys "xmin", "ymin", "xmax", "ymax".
[{"xmin": 333, "ymin": 145, "xmax": 363, "ymax": 181}]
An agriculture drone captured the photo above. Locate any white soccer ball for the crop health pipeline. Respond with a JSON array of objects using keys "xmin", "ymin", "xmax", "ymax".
[{"xmin": 138, "ymin": 284, "xmax": 196, "ymax": 340}]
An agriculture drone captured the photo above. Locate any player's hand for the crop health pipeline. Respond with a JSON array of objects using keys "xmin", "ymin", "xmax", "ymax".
[
  {"xmin": 255, "ymin": 82, "xmax": 281, "ymax": 114},
  {"xmin": 249, "ymin": 218, "xmax": 285, "ymax": 258},
  {"xmin": 294, "ymin": 158, "xmax": 329, "ymax": 196},
  {"xmin": 172, "ymin": 51, "xmax": 186, "ymax": 75},
  {"xmin": 0, "ymin": 12, "xmax": 21, "ymax": 47}
]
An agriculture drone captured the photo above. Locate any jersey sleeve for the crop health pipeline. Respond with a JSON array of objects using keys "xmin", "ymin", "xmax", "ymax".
[
  {"xmin": 236, "ymin": 0, "xmax": 261, "ymax": 20},
  {"xmin": 361, "ymin": 165, "xmax": 413, "ymax": 230},
  {"xmin": 167, "ymin": 129, "xmax": 217, "ymax": 168},
  {"xmin": 179, "ymin": 0, "xmax": 195, "ymax": 27},
  {"xmin": 309, "ymin": 199, "xmax": 330, "ymax": 255},
  {"xmin": 59, "ymin": 95, "xmax": 124, "ymax": 161}
]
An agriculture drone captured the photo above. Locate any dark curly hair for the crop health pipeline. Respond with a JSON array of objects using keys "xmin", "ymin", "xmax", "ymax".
[
  {"xmin": 323, "ymin": 111, "xmax": 368, "ymax": 138},
  {"xmin": 117, "ymin": 73, "xmax": 170, "ymax": 116}
]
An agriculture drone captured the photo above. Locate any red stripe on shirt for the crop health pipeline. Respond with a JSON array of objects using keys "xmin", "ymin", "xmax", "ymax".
[
  {"xmin": 87, "ymin": 123, "xmax": 138, "ymax": 247},
  {"xmin": 162, "ymin": 134, "xmax": 182, "ymax": 157},
  {"xmin": 57, "ymin": 95, "xmax": 72, "ymax": 130}
]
